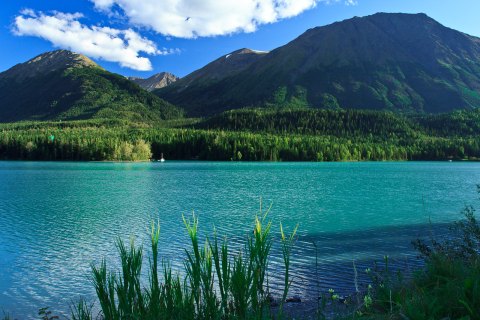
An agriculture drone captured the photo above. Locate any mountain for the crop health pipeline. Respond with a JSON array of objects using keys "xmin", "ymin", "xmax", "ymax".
[
  {"xmin": 0, "ymin": 50, "xmax": 99, "ymax": 81},
  {"xmin": 128, "ymin": 72, "xmax": 179, "ymax": 91},
  {"xmin": 178, "ymin": 48, "xmax": 268, "ymax": 85},
  {"xmin": 157, "ymin": 13, "xmax": 480, "ymax": 116},
  {"xmin": 0, "ymin": 50, "xmax": 183, "ymax": 122},
  {"xmin": 155, "ymin": 48, "xmax": 268, "ymax": 113}
]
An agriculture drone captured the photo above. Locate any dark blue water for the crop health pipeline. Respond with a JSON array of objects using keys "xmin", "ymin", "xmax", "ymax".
[{"xmin": 1, "ymin": 161, "xmax": 479, "ymax": 318}]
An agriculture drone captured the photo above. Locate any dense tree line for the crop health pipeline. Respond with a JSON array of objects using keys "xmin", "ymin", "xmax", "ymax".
[
  {"xmin": 199, "ymin": 108, "xmax": 422, "ymax": 139},
  {"xmin": 1, "ymin": 121, "xmax": 479, "ymax": 161},
  {"xmin": 414, "ymin": 109, "xmax": 480, "ymax": 137},
  {"xmin": 199, "ymin": 108, "xmax": 480, "ymax": 139}
]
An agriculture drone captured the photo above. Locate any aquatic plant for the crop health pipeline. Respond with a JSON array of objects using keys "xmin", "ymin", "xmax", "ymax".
[
  {"xmin": 69, "ymin": 299, "xmax": 93, "ymax": 320},
  {"xmin": 86, "ymin": 205, "xmax": 297, "ymax": 319},
  {"xmin": 278, "ymin": 223, "xmax": 298, "ymax": 317},
  {"xmin": 5, "ymin": 193, "xmax": 480, "ymax": 319},
  {"xmin": 1, "ymin": 312, "xmax": 13, "ymax": 320}
]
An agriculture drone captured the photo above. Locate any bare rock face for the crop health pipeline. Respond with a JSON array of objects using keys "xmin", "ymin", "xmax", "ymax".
[
  {"xmin": 0, "ymin": 50, "xmax": 100, "ymax": 81},
  {"xmin": 129, "ymin": 72, "xmax": 180, "ymax": 91}
]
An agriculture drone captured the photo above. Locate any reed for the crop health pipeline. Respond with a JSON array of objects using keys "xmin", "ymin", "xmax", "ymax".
[
  {"xmin": 146, "ymin": 221, "xmax": 160, "ymax": 318},
  {"xmin": 278, "ymin": 223, "xmax": 298, "ymax": 318},
  {"xmin": 5, "ymin": 201, "xmax": 480, "ymax": 319},
  {"xmin": 1, "ymin": 312, "xmax": 12, "ymax": 320},
  {"xmin": 210, "ymin": 230, "xmax": 231, "ymax": 316},
  {"xmin": 69, "ymin": 299, "xmax": 93, "ymax": 320},
  {"xmin": 85, "ymin": 206, "xmax": 297, "ymax": 319}
]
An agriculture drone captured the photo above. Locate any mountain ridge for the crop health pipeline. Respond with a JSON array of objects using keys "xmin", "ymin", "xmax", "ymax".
[
  {"xmin": 128, "ymin": 72, "xmax": 179, "ymax": 91},
  {"xmin": 180, "ymin": 48, "xmax": 269, "ymax": 85},
  {"xmin": 2, "ymin": 12, "xmax": 480, "ymax": 122},
  {"xmin": 0, "ymin": 50, "xmax": 183, "ymax": 122},
  {"xmin": 156, "ymin": 48, "xmax": 268, "ymax": 95},
  {"xmin": 0, "ymin": 50, "xmax": 100, "ymax": 82},
  {"xmin": 156, "ymin": 12, "xmax": 480, "ymax": 116}
]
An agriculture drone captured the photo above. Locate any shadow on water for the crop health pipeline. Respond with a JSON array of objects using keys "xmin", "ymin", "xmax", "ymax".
[{"xmin": 274, "ymin": 221, "xmax": 453, "ymax": 299}]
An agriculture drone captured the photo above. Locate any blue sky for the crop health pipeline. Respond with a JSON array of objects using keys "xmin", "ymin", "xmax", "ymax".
[{"xmin": 1, "ymin": 0, "xmax": 479, "ymax": 78}]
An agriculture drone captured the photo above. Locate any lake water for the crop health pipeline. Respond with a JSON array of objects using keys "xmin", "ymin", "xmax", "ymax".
[{"xmin": 1, "ymin": 161, "xmax": 479, "ymax": 318}]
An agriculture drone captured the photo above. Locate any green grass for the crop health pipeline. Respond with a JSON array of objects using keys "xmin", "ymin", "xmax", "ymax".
[
  {"xmin": 78, "ymin": 200, "xmax": 480, "ymax": 320},
  {"xmin": 72, "ymin": 206, "xmax": 298, "ymax": 320},
  {"xmin": 355, "ymin": 255, "xmax": 480, "ymax": 320},
  {"xmin": 356, "ymin": 189, "xmax": 480, "ymax": 320}
]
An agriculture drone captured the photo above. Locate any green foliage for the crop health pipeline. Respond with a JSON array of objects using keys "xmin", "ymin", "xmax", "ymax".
[
  {"xmin": 266, "ymin": 86, "xmax": 310, "ymax": 109},
  {"xmin": 112, "ymin": 140, "xmax": 152, "ymax": 161},
  {"xmin": 69, "ymin": 299, "xmax": 93, "ymax": 320},
  {"xmin": 357, "ymin": 187, "xmax": 480, "ymax": 320},
  {"xmin": 200, "ymin": 108, "xmax": 420, "ymax": 137},
  {"xmin": 415, "ymin": 109, "xmax": 480, "ymax": 137},
  {"xmin": 319, "ymin": 93, "xmax": 341, "ymax": 110},
  {"xmin": 0, "ymin": 67, "xmax": 184, "ymax": 123},
  {"xmin": 1, "ymin": 108, "xmax": 480, "ymax": 162},
  {"xmin": 271, "ymin": 87, "xmax": 288, "ymax": 106},
  {"xmin": 403, "ymin": 255, "xmax": 480, "ymax": 319},
  {"xmin": 86, "ymin": 206, "xmax": 296, "ymax": 320},
  {"xmin": 279, "ymin": 223, "xmax": 299, "ymax": 317},
  {"xmin": 360, "ymin": 255, "xmax": 480, "ymax": 320}
]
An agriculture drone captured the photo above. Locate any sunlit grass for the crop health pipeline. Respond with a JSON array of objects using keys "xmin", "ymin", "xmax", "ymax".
[{"xmin": 81, "ymin": 205, "xmax": 298, "ymax": 320}]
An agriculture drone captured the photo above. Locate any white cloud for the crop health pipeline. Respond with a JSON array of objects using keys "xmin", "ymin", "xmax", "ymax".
[
  {"xmin": 90, "ymin": 0, "xmax": 326, "ymax": 38},
  {"xmin": 13, "ymin": 10, "xmax": 177, "ymax": 71}
]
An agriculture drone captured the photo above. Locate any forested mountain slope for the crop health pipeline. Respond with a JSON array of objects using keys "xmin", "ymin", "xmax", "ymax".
[{"xmin": 0, "ymin": 50, "xmax": 183, "ymax": 122}]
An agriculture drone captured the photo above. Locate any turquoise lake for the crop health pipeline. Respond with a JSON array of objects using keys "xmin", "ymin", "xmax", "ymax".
[{"xmin": 1, "ymin": 161, "xmax": 480, "ymax": 318}]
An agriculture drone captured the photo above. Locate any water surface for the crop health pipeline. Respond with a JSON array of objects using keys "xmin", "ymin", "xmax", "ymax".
[{"xmin": 1, "ymin": 161, "xmax": 479, "ymax": 318}]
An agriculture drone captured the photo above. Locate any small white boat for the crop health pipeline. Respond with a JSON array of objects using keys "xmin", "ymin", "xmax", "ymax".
[{"xmin": 160, "ymin": 153, "xmax": 165, "ymax": 162}]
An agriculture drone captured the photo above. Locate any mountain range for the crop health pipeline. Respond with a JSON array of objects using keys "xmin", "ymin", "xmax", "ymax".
[
  {"xmin": 157, "ymin": 12, "xmax": 480, "ymax": 116},
  {"xmin": 0, "ymin": 12, "xmax": 479, "ymax": 122},
  {"xmin": 0, "ymin": 50, "xmax": 182, "ymax": 122}
]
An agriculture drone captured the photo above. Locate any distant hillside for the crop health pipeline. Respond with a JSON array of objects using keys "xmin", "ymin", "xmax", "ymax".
[
  {"xmin": 129, "ymin": 72, "xmax": 179, "ymax": 91},
  {"xmin": 0, "ymin": 50, "xmax": 183, "ymax": 122},
  {"xmin": 178, "ymin": 48, "xmax": 268, "ymax": 85},
  {"xmin": 156, "ymin": 48, "xmax": 268, "ymax": 112},
  {"xmin": 157, "ymin": 13, "xmax": 480, "ymax": 116}
]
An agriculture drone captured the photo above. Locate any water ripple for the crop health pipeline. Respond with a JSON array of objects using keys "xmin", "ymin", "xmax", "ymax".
[{"xmin": 0, "ymin": 161, "xmax": 479, "ymax": 318}]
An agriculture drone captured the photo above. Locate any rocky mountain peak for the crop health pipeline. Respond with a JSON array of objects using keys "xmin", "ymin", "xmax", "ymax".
[
  {"xmin": 0, "ymin": 50, "xmax": 99, "ymax": 81},
  {"xmin": 129, "ymin": 72, "xmax": 179, "ymax": 91}
]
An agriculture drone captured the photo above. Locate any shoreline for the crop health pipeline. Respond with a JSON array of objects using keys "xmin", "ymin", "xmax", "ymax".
[{"xmin": 1, "ymin": 159, "xmax": 479, "ymax": 163}]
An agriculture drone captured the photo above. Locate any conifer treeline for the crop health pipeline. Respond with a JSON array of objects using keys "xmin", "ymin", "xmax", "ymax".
[
  {"xmin": 1, "ymin": 109, "xmax": 479, "ymax": 161},
  {"xmin": 199, "ymin": 108, "xmax": 480, "ymax": 138}
]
